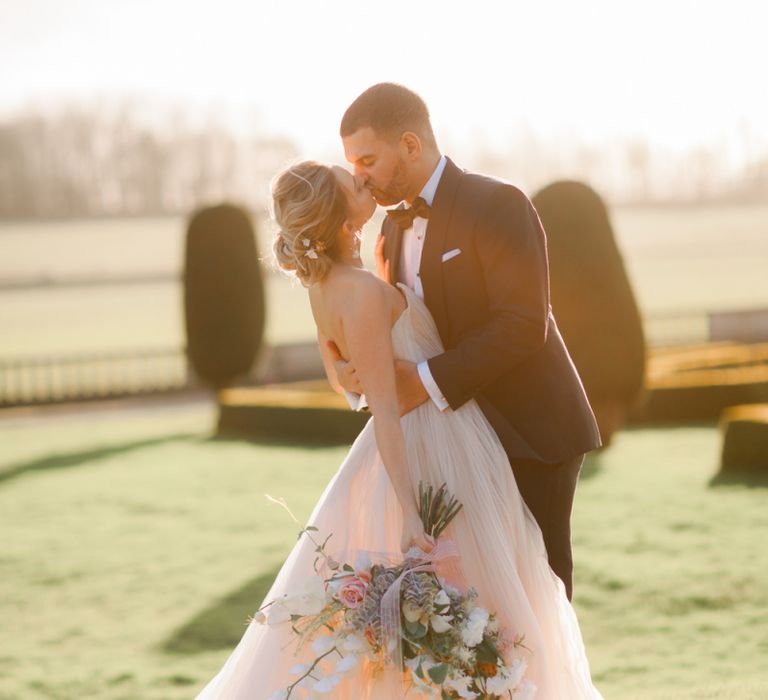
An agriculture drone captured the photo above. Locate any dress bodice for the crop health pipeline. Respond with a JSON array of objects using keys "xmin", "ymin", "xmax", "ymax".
[{"xmin": 390, "ymin": 283, "xmax": 445, "ymax": 365}]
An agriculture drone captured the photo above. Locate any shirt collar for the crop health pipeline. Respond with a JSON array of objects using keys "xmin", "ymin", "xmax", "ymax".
[{"xmin": 416, "ymin": 154, "xmax": 447, "ymax": 207}]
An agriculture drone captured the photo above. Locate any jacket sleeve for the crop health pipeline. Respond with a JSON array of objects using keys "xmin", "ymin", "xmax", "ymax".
[{"xmin": 426, "ymin": 184, "xmax": 551, "ymax": 409}]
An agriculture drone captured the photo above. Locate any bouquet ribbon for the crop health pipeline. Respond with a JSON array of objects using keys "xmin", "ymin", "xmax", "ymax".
[{"xmin": 379, "ymin": 538, "xmax": 460, "ymax": 687}]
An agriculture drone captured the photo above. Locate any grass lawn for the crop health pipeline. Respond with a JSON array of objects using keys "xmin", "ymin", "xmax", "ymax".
[{"xmin": 1, "ymin": 402, "xmax": 766, "ymax": 699}]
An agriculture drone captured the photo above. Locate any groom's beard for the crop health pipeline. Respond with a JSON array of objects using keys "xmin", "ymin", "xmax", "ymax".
[{"xmin": 368, "ymin": 158, "xmax": 410, "ymax": 206}]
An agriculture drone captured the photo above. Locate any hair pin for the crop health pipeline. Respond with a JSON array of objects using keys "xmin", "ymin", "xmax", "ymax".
[{"xmin": 302, "ymin": 237, "xmax": 325, "ymax": 259}]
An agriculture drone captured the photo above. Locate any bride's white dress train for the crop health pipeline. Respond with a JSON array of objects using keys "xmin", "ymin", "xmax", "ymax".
[{"xmin": 195, "ymin": 283, "xmax": 603, "ymax": 699}]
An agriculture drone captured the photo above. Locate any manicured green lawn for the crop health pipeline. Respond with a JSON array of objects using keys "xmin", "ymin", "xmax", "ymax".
[{"xmin": 1, "ymin": 403, "xmax": 766, "ymax": 699}]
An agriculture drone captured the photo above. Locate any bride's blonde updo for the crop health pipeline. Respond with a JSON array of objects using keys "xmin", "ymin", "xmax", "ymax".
[{"xmin": 271, "ymin": 160, "xmax": 348, "ymax": 287}]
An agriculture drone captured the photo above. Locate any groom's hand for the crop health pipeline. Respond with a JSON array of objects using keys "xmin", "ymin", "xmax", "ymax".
[
  {"xmin": 326, "ymin": 340, "xmax": 363, "ymax": 394},
  {"xmin": 326, "ymin": 340, "xmax": 428, "ymax": 413},
  {"xmin": 374, "ymin": 234, "xmax": 391, "ymax": 283},
  {"xmin": 395, "ymin": 361, "xmax": 429, "ymax": 415}
]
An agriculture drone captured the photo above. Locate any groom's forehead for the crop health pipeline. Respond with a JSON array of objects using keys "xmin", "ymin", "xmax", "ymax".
[{"xmin": 342, "ymin": 127, "xmax": 390, "ymax": 160}]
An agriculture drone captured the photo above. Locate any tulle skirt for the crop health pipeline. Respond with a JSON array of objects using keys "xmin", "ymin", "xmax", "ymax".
[{"xmin": 194, "ymin": 393, "xmax": 603, "ymax": 699}]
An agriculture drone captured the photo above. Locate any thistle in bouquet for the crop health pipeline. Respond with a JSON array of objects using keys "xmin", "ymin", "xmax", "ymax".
[{"xmin": 255, "ymin": 484, "xmax": 535, "ymax": 700}]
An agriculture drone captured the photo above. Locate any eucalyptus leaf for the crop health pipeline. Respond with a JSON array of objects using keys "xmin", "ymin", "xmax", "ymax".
[
  {"xmin": 427, "ymin": 662, "xmax": 449, "ymax": 684},
  {"xmin": 405, "ymin": 620, "xmax": 428, "ymax": 639}
]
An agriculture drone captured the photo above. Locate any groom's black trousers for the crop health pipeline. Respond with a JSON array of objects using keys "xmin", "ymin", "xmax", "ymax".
[{"xmin": 509, "ymin": 453, "xmax": 584, "ymax": 601}]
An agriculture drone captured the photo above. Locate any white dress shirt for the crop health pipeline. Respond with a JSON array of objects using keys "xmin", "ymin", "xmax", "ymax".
[
  {"xmin": 398, "ymin": 155, "xmax": 450, "ymax": 411},
  {"xmin": 344, "ymin": 156, "xmax": 450, "ymax": 413}
]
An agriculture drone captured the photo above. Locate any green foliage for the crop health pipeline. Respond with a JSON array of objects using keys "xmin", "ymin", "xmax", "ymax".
[
  {"xmin": 533, "ymin": 182, "xmax": 646, "ymax": 437},
  {"xmin": 405, "ymin": 619, "xmax": 428, "ymax": 639},
  {"xmin": 419, "ymin": 481, "xmax": 463, "ymax": 538},
  {"xmin": 427, "ymin": 662, "xmax": 449, "ymax": 684},
  {"xmin": 720, "ymin": 405, "xmax": 768, "ymax": 473},
  {"xmin": 183, "ymin": 204, "xmax": 265, "ymax": 389},
  {"xmin": 475, "ymin": 637, "xmax": 500, "ymax": 665}
]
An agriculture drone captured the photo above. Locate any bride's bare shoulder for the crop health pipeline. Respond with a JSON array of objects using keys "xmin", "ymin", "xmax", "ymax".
[{"xmin": 320, "ymin": 267, "xmax": 392, "ymax": 319}]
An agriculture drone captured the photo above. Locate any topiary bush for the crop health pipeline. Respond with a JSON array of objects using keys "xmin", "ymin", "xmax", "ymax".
[
  {"xmin": 184, "ymin": 204, "xmax": 265, "ymax": 390},
  {"xmin": 532, "ymin": 181, "xmax": 646, "ymax": 445},
  {"xmin": 719, "ymin": 404, "xmax": 768, "ymax": 474},
  {"xmin": 216, "ymin": 382, "xmax": 370, "ymax": 445}
]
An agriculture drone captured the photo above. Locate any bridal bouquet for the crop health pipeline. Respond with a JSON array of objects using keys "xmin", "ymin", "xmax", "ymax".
[{"xmin": 255, "ymin": 483, "xmax": 535, "ymax": 700}]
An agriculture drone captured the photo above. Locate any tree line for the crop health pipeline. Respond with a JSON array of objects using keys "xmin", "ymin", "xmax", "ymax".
[
  {"xmin": 0, "ymin": 106, "xmax": 297, "ymax": 219},
  {"xmin": 0, "ymin": 104, "xmax": 765, "ymax": 219}
]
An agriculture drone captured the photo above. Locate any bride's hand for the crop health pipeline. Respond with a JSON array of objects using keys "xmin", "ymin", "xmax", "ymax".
[
  {"xmin": 375, "ymin": 234, "xmax": 391, "ymax": 283},
  {"xmin": 401, "ymin": 509, "xmax": 435, "ymax": 554}
]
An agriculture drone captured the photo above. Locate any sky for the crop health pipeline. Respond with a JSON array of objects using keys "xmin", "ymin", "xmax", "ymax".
[{"xmin": 1, "ymin": 0, "xmax": 766, "ymax": 161}]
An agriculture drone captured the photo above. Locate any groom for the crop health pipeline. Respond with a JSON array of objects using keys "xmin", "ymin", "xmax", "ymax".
[{"xmin": 331, "ymin": 83, "xmax": 601, "ymax": 601}]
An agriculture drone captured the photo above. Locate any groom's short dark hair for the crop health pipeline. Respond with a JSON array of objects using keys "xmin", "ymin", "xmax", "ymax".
[{"xmin": 340, "ymin": 82, "xmax": 436, "ymax": 146}]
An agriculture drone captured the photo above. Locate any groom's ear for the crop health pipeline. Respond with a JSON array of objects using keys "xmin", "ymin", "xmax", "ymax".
[{"xmin": 400, "ymin": 131, "xmax": 423, "ymax": 160}]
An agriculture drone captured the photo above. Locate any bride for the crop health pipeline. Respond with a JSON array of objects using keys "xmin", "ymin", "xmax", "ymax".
[{"xmin": 194, "ymin": 160, "xmax": 603, "ymax": 699}]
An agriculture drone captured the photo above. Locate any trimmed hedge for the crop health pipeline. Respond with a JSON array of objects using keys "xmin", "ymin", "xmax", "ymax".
[
  {"xmin": 217, "ymin": 382, "xmax": 370, "ymax": 445},
  {"xmin": 720, "ymin": 404, "xmax": 768, "ymax": 473},
  {"xmin": 634, "ymin": 343, "xmax": 768, "ymax": 423},
  {"xmin": 184, "ymin": 204, "xmax": 265, "ymax": 389},
  {"xmin": 532, "ymin": 181, "xmax": 646, "ymax": 443}
]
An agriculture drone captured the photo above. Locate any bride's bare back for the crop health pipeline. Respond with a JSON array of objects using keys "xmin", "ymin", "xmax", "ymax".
[{"xmin": 308, "ymin": 265, "xmax": 406, "ymax": 362}]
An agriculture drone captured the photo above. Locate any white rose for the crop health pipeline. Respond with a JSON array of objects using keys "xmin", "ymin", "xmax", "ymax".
[
  {"xmin": 486, "ymin": 672, "xmax": 514, "ymax": 695},
  {"xmin": 486, "ymin": 660, "xmax": 530, "ymax": 696},
  {"xmin": 460, "ymin": 607, "xmax": 489, "ymax": 647},
  {"xmin": 444, "ymin": 672, "xmax": 479, "ymax": 699},
  {"xmin": 430, "ymin": 613, "xmax": 454, "ymax": 633},
  {"xmin": 505, "ymin": 659, "xmax": 528, "ymax": 690},
  {"xmin": 456, "ymin": 645, "xmax": 474, "ymax": 665}
]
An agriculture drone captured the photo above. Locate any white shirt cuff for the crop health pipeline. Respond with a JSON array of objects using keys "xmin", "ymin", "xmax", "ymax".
[
  {"xmin": 417, "ymin": 360, "xmax": 450, "ymax": 411},
  {"xmin": 343, "ymin": 389, "xmax": 368, "ymax": 411}
]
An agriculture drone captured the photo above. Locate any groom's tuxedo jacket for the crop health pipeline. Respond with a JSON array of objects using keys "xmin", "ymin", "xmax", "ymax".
[{"xmin": 381, "ymin": 157, "xmax": 602, "ymax": 464}]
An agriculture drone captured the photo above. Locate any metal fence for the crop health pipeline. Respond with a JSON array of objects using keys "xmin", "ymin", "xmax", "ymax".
[
  {"xmin": 0, "ymin": 348, "xmax": 192, "ymax": 407},
  {"xmin": 2, "ymin": 310, "xmax": 766, "ymax": 409}
]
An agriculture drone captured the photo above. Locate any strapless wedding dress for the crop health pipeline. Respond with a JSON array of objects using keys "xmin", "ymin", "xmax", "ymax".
[{"xmin": 195, "ymin": 283, "xmax": 603, "ymax": 699}]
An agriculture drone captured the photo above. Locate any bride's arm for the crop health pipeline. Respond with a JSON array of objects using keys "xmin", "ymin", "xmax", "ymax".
[{"xmin": 340, "ymin": 280, "xmax": 433, "ymax": 553}]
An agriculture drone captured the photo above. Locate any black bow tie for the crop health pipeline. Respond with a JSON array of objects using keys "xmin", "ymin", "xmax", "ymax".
[{"xmin": 385, "ymin": 196, "xmax": 432, "ymax": 230}]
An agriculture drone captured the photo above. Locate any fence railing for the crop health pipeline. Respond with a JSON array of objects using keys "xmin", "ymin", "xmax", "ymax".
[
  {"xmin": 0, "ymin": 348, "xmax": 192, "ymax": 407},
  {"xmin": 643, "ymin": 308, "xmax": 768, "ymax": 348},
  {"xmin": 2, "ymin": 310, "xmax": 767, "ymax": 409}
]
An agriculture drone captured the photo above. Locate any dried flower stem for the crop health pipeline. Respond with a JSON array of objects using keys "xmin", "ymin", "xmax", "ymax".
[{"xmin": 285, "ymin": 645, "xmax": 340, "ymax": 698}]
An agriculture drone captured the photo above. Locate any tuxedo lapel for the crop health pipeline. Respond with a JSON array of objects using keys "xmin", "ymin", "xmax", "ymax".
[
  {"xmin": 381, "ymin": 208, "xmax": 403, "ymax": 285},
  {"xmin": 419, "ymin": 157, "xmax": 463, "ymax": 339}
]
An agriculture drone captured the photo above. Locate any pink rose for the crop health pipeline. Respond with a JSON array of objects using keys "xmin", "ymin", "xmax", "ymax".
[{"xmin": 337, "ymin": 574, "xmax": 369, "ymax": 609}]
